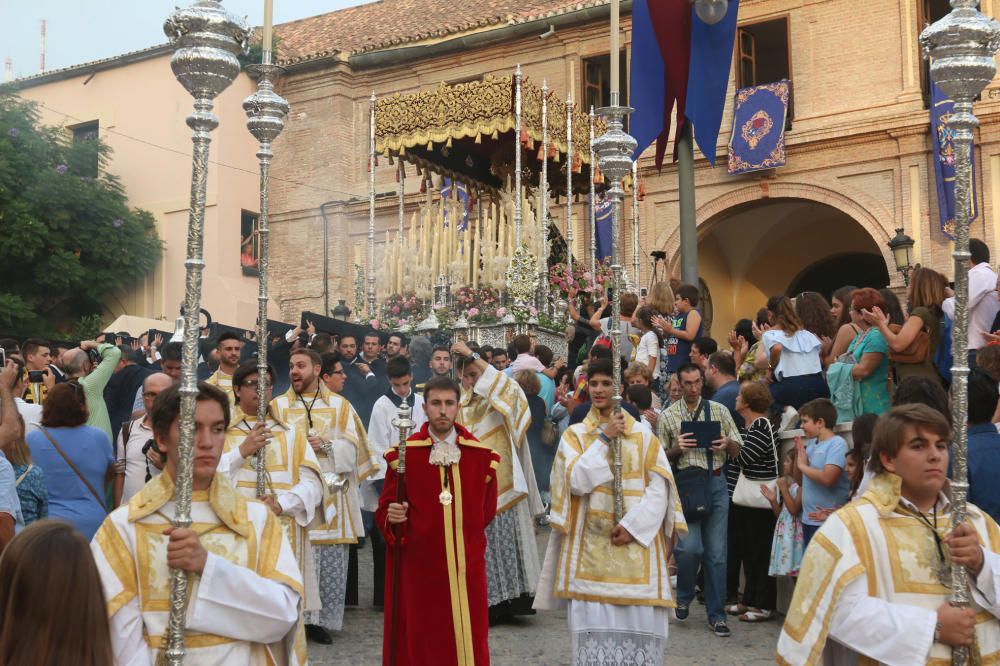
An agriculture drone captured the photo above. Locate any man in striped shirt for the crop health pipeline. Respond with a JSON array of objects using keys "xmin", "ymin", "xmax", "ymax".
[{"xmin": 656, "ymin": 362, "xmax": 742, "ymax": 637}]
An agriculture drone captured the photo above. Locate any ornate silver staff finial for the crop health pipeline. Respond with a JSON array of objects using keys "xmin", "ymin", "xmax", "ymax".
[
  {"xmin": 566, "ymin": 91, "xmax": 575, "ymax": 277},
  {"xmin": 539, "ymin": 80, "xmax": 550, "ymax": 314},
  {"xmin": 244, "ymin": 58, "xmax": 289, "ymax": 498},
  {"xmin": 595, "ymin": 88, "xmax": 636, "ymax": 526},
  {"xmin": 920, "ymin": 3, "xmax": 1000, "ymax": 665},
  {"xmin": 162, "ymin": 1, "xmax": 248, "ymax": 663}
]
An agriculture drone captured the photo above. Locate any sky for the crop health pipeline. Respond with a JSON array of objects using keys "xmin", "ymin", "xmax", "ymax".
[{"xmin": 1, "ymin": 0, "xmax": 372, "ymax": 80}]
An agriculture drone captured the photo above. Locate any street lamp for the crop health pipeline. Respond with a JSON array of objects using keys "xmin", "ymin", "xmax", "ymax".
[
  {"xmin": 692, "ymin": 0, "xmax": 728, "ymax": 25},
  {"xmin": 887, "ymin": 227, "xmax": 915, "ymax": 285}
]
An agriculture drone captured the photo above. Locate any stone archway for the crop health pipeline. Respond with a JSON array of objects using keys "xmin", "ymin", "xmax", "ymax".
[{"xmin": 658, "ymin": 190, "xmax": 889, "ymax": 337}]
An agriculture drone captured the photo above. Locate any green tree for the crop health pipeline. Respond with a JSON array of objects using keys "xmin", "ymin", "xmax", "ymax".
[{"xmin": 0, "ymin": 92, "xmax": 162, "ymax": 337}]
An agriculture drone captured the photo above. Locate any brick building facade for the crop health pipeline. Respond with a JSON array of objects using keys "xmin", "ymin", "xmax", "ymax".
[{"xmin": 265, "ymin": 0, "xmax": 1000, "ymax": 336}]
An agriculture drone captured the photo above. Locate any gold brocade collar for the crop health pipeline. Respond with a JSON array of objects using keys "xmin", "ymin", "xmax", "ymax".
[
  {"xmin": 861, "ymin": 472, "xmax": 957, "ymax": 519},
  {"xmin": 127, "ymin": 472, "xmax": 251, "ymax": 538},
  {"xmin": 282, "ymin": 384, "xmax": 334, "ymax": 406},
  {"xmin": 582, "ymin": 406, "xmax": 637, "ymax": 435},
  {"xmin": 229, "ymin": 406, "xmax": 288, "ymax": 430}
]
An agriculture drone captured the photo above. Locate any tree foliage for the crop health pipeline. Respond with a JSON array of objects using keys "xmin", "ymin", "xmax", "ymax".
[{"xmin": 0, "ymin": 92, "xmax": 162, "ymax": 337}]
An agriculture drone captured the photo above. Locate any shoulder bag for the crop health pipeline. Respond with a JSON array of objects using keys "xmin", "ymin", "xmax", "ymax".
[
  {"xmin": 732, "ymin": 418, "xmax": 779, "ymax": 510},
  {"xmin": 673, "ymin": 401, "xmax": 714, "ymax": 522},
  {"xmin": 888, "ymin": 321, "xmax": 930, "ymax": 365},
  {"xmin": 541, "ymin": 417, "xmax": 560, "ymax": 447},
  {"xmin": 14, "ymin": 464, "xmax": 33, "ymax": 488},
  {"xmin": 39, "ymin": 426, "xmax": 107, "ymax": 511}
]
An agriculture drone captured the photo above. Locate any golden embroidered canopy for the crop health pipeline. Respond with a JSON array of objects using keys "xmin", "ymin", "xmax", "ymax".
[{"xmin": 375, "ymin": 74, "xmax": 602, "ymax": 194}]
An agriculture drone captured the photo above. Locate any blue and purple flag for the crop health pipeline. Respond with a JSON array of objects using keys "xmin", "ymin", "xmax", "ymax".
[
  {"xmin": 594, "ymin": 195, "xmax": 613, "ymax": 263},
  {"xmin": 630, "ymin": 0, "xmax": 740, "ymax": 168}
]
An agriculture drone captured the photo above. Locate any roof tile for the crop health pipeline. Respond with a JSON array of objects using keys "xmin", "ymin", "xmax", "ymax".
[{"xmin": 275, "ymin": 0, "xmax": 609, "ymax": 64}]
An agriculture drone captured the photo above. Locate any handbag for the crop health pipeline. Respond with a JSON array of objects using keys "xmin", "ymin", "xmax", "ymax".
[
  {"xmin": 39, "ymin": 426, "xmax": 108, "ymax": 511},
  {"xmin": 888, "ymin": 322, "xmax": 930, "ymax": 364},
  {"xmin": 541, "ymin": 418, "xmax": 560, "ymax": 447},
  {"xmin": 732, "ymin": 418, "xmax": 779, "ymax": 510},
  {"xmin": 673, "ymin": 401, "xmax": 714, "ymax": 522}
]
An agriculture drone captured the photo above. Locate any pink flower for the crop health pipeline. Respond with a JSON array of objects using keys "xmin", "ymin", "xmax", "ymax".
[
  {"xmin": 529, "ymin": 306, "xmax": 538, "ymax": 316},
  {"xmin": 496, "ymin": 307, "xmax": 507, "ymax": 317},
  {"xmin": 392, "ymin": 306, "xmax": 401, "ymax": 315},
  {"xmin": 468, "ymin": 307, "xmax": 480, "ymax": 317}
]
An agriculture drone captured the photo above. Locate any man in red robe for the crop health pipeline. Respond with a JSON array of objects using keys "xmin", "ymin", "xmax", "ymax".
[{"xmin": 377, "ymin": 375, "xmax": 500, "ymax": 666}]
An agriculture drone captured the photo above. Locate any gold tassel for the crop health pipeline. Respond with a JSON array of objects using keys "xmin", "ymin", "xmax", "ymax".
[
  {"xmin": 491, "ymin": 129, "xmax": 498, "ymax": 140},
  {"xmin": 475, "ymin": 133, "xmax": 482, "ymax": 144},
  {"xmin": 446, "ymin": 137, "xmax": 453, "ymax": 148}
]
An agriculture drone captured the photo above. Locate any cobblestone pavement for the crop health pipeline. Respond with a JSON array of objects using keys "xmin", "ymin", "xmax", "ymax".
[{"xmin": 311, "ymin": 528, "xmax": 782, "ymax": 665}]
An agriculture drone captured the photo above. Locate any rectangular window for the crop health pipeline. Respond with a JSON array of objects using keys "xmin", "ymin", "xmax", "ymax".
[
  {"xmin": 736, "ymin": 18, "xmax": 793, "ymax": 123},
  {"xmin": 240, "ymin": 210, "xmax": 260, "ymax": 276},
  {"xmin": 918, "ymin": 0, "xmax": 953, "ymax": 106},
  {"xmin": 70, "ymin": 120, "xmax": 99, "ymax": 178},
  {"xmin": 582, "ymin": 51, "xmax": 628, "ymax": 113}
]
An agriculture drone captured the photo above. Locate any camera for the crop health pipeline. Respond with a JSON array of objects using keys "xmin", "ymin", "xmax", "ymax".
[{"xmin": 27, "ymin": 370, "xmax": 45, "ymax": 384}]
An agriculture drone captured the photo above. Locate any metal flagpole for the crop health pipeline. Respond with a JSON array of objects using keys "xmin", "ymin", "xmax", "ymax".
[
  {"xmin": 243, "ymin": 41, "xmax": 289, "ymax": 498},
  {"xmin": 540, "ymin": 80, "xmax": 549, "ymax": 309},
  {"xmin": 566, "ymin": 92, "xmax": 575, "ymax": 276},
  {"xmin": 162, "ymin": 2, "xmax": 248, "ymax": 663},
  {"xmin": 921, "ymin": 4, "xmax": 1000, "ymax": 664},
  {"xmin": 589, "ymin": 106, "xmax": 597, "ymax": 273},
  {"xmin": 368, "ymin": 92, "xmax": 377, "ymax": 318},
  {"xmin": 631, "ymin": 159, "xmax": 640, "ymax": 290}
]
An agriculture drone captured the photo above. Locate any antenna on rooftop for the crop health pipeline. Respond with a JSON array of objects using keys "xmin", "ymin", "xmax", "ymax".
[{"xmin": 40, "ymin": 20, "xmax": 46, "ymax": 73}]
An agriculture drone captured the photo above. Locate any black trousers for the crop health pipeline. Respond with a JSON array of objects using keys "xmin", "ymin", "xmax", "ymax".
[{"xmin": 729, "ymin": 503, "xmax": 777, "ymax": 611}]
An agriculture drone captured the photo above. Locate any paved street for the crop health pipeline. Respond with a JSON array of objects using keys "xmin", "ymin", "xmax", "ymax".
[{"xmin": 311, "ymin": 529, "xmax": 782, "ymax": 665}]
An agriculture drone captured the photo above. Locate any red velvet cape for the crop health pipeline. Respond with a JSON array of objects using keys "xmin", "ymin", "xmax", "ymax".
[{"xmin": 376, "ymin": 422, "xmax": 500, "ymax": 666}]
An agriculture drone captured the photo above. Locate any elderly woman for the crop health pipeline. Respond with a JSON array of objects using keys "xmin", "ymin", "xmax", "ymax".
[{"xmin": 847, "ymin": 287, "xmax": 892, "ymax": 415}]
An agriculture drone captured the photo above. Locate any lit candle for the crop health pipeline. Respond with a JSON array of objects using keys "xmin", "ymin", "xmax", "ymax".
[{"xmin": 262, "ymin": 0, "xmax": 274, "ymax": 65}]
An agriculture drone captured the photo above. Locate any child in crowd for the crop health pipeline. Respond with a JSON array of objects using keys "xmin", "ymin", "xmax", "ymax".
[
  {"xmin": 850, "ymin": 412, "xmax": 879, "ymax": 495},
  {"xmin": 764, "ymin": 449, "xmax": 804, "ymax": 578},
  {"xmin": 844, "ymin": 449, "xmax": 863, "ymax": 502},
  {"xmin": 794, "ymin": 398, "xmax": 851, "ymax": 547},
  {"xmin": 654, "ymin": 283, "xmax": 703, "ymax": 382}
]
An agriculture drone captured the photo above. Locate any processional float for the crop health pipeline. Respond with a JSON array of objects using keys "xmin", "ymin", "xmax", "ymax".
[
  {"xmin": 921, "ymin": 1, "xmax": 1000, "ymax": 664},
  {"xmin": 363, "ymin": 67, "xmax": 604, "ymax": 351}
]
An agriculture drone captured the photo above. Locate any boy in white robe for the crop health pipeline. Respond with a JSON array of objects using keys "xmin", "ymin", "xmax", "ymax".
[
  {"xmin": 91, "ymin": 381, "xmax": 302, "ymax": 666},
  {"xmin": 535, "ymin": 358, "xmax": 686, "ymax": 665},
  {"xmin": 778, "ymin": 403, "xmax": 1000, "ymax": 665}
]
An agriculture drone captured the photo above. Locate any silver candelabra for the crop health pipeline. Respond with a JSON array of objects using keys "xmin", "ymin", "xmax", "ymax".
[
  {"xmin": 594, "ymin": 92, "xmax": 636, "ymax": 525},
  {"xmin": 162, "ymin": 1, "xmax": 248, "ymax": 663},
  {"xmin": 921, "ymin": 3, "xmax": 1000, "ymax": 664}
]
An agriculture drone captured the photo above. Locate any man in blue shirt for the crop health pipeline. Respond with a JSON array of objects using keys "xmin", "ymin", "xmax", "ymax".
[
  {"xmin": 706, "ymin": 352, "xmax": 743, "ymax": 429},
  {"xmin": 968, "ymin": 369, "xmax": 1000, "ymax": 523}
]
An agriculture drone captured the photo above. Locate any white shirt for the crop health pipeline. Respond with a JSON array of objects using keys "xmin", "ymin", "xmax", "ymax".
[
  {"xmin": 365, "ymin": 390, "xmax": 427, "ymax": 480},
  {"xmin": 115, "ymin": 416, "xmax": 162, "ymax": 504},
  {"xmin": 943, "ymin": 262, "xmax": 1000, "ymax": 350},
  {"xmin": 761, "ymin": 328, "xmax": 823, "ymax": 379},
  {"xmin": 634, "ymin": 330, "xmax": 661, "ymax": 379},
  {"xmin": 14, "ymin": 397, "xmax": 42, "ymax": 437}
]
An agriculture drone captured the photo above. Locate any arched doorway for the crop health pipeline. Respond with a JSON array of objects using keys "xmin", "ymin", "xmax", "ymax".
[
  {"xmin": 788, "ymin": 253, "xmax": 889, "ymax": 298},
  {"xmin": 680, "ymin": 198, "xmax": 887, "ymax": 336}
]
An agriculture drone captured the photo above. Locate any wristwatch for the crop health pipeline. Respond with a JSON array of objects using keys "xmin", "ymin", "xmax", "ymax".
[{"xmin": 469, "ymin": 352, "xmax": 481, "ymax": 361}]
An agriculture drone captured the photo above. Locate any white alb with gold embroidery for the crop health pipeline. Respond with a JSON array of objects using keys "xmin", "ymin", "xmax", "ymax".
[
  {"xmin": 777, "ymin": 473, "xmax": 1000, "ymax": 666},
  {"xmin": 206, "ymin": 369, "xmax": 236, "ymax": 410},
  {"xmin": 270, "ymin": 386, "xmax": 377, "ymax": 544},
  {"xmin": 91, "ymin": 473, "xmax": 304, "ymax": 666},
  {"xmin": 536, "ymin": 409, "xmax": 686, "ymax": 608},
  {"xmin": 459, "ymin": 363, "xmax": 543, "ymax": 515}
]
